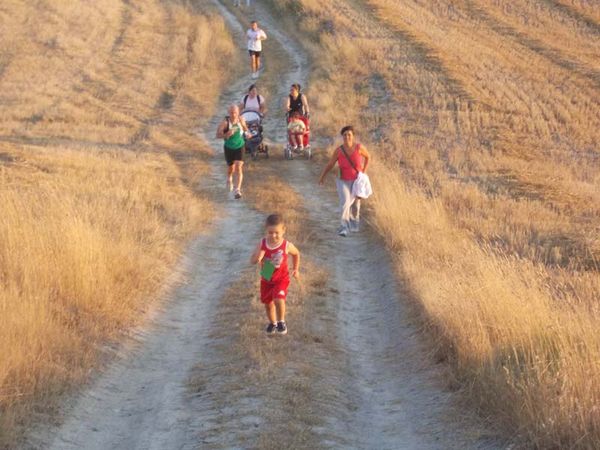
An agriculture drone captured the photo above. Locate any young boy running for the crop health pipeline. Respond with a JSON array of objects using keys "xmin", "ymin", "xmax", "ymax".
[{"xmin": 251, "ymin": 214, "xmax": 300, "ymax": 335}]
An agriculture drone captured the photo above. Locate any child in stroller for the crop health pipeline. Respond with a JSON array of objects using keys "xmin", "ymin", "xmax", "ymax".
[
  {"xmin": 284, "ymin": 111, "xmax": 311, "ymax": 159},
  {"xmin": 240, "ymin": 109, "xmax": 269, "ymax": 159}
]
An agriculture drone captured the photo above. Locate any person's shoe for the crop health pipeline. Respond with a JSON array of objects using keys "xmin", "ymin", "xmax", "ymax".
[
  {"xmin": 266, "ymin": 323, "xmax": 277, "ymax": 335},
  {"xmin": 252, "ymin": 72, "xmax": 259, "ymax": 79},
  {"xmin": 234, "ymin": 189, "xmax": 242, "ymax": 199},
  {"xmin": 349, "ymin": 219, "xmax": 360, "ymax": 232},
  {"xmin": 276, "ymin": 321, "xmax": 288, "ymax": 335},
  {"xmin": 337, "ymin": 226, "xmax": 348, "ymax": 237}
]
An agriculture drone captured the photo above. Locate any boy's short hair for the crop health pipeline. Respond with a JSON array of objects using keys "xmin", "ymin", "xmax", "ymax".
[
  {"xmin": 340, "ymin": 125, "xmax": 354, "ymax": 135},
  {"xmin": 266, "ymin": 214, "xmax": 284, "ymax": 227}
]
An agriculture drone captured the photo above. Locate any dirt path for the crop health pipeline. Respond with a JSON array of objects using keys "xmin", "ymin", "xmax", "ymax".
[{"xmin": 29, "ymin": 1, "xmax": 503, "ymax": 448}]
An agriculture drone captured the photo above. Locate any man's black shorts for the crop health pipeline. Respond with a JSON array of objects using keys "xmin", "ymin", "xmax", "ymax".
[
  {"xmin": 224, "ymin": 145, "xmax": 245, "ymax": 166},
  {"xmin": 248, "ymin": 50, "xmax": 261, "ymax": 57}
]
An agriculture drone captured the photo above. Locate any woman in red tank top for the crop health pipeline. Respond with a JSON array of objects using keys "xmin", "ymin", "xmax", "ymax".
[{"xmin": 318, "ymin": 125, "xmax": 371, "ymax": 236}]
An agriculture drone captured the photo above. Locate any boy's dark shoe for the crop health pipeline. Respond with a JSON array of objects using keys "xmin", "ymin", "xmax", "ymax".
[
  {"xmin": 266, "ymin": 323, "xmax": 277, "ymax": 335},
  {"xmin": 276, "ymin": 321, "xmax": 288, "ymax": 335}
]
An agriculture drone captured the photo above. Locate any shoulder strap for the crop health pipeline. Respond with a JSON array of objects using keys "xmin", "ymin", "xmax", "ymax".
[
  {"xmin": 257, "ymin": 95, "xmax": 261, "ymax": 106},
  {"xmin": 339, "ymin": 145, "xmax": 359, "ymax": 174},
  {"xmin": 243, "ymin": 95, "xmax": 248, "ymax": 108}
]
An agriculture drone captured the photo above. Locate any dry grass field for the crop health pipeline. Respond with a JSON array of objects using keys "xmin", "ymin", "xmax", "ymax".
[
  {"xmin": 266, "ymin": 0, "xmax": 600, "ymax": 447},
  {"xmin": 0, "ymin": 0, "xmax": 234, "ymax": 447}
]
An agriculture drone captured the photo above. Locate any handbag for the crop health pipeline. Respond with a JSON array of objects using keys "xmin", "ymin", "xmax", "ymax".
[
  {"xmin": 352, "ymin": 171, "xmax": 373, "ymax": 199},
  {"xmin": 339, "ymin": 145, "xmax": 373, "ymax": 199}
]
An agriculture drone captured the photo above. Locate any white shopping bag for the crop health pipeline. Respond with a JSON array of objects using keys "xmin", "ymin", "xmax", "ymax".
[{"xmin": 352, "ymin": 172, "xmax": 373, "ymax": 199}]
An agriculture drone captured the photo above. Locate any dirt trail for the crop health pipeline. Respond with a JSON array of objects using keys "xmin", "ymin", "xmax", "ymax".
[{"xmin": 29, "ymin": 1, "xmax": 503, "ymax": 448}]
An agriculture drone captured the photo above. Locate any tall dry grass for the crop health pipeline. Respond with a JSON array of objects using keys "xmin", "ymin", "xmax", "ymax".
[
  {"xmin": 266, "ymin": 0, "xmax": 600, "ymax": 447},
  {"xmin": 0, "ymin": 0, "xmax": 235, "ymax": 447}
]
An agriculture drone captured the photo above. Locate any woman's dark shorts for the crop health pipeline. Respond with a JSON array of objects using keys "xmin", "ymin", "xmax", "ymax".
[
  {"xmin": 224, "ymin": 145, "xmax": 245, "ymax": 166},
  {"xmin": 248, "ymin": 50, "xmax": 261, "ymax": 57}
]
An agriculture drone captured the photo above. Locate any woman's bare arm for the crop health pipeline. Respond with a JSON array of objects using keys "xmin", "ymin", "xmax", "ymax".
[{"xmin": 318, "ymin": 148, "xmax": 339, "ymax": 184}]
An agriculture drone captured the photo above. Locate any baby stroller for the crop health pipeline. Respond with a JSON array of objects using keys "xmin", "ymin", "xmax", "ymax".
[
  {"xmin": 241, "ymin": 109, "xmax": 269, "ymax": 159},
  {"xmin": 284, "ymin": 113, "xmax": 311, "ymax": 160}
]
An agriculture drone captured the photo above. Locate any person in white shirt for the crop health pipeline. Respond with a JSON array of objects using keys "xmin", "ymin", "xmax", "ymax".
[
  {"xmin": 239, "ymin": 84, "xmax": 266, "ymax": 115},
  {"xmin": 246, "ymin": 21, "xmax": 267, "ymax": 78}
]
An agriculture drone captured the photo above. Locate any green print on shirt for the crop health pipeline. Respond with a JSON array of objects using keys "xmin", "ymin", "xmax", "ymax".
[{"xmin": 260, "ymin": 260, "xmax": 275, "ymax": 281}]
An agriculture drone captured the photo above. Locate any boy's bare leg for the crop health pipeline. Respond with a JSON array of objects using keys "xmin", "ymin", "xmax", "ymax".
[
  {"xmin": 274, "ymin": 298, "xmax": 286, "ymax": 322},
  {"xmin": 265, "ymin": 302, "xmax": 276, "ymax": 323},
  {"xmin": 256, "ymin": 56, "xmax": 261, "ymax": 71}
]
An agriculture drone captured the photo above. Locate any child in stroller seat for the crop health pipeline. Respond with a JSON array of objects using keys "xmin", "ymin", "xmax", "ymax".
[{"xmin": 287, "ymin": 111, "xmax": 306, "ymax": 150}]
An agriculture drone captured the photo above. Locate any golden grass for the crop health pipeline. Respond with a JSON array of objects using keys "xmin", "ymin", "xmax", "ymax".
[
  {"xmin": 266, "ymin": 0, "xmax": 600, "ymax": 446},
  {"xmin": 0, "ymin": 0, "xmax": 234, "ymax": 447}
]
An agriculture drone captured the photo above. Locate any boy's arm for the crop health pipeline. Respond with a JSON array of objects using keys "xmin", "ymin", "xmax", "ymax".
[
  {"xmin": 287, "ymin": 242, "xmax": 300, "ymax": 279},
  {"xmin": 250, "ymin": 242, "xmax": 265, "ymax": 264}
]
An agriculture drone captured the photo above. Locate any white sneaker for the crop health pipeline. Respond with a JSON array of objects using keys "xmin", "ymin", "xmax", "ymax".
[
  {"xmin": 349, "ymin": 219, "xmax": 360, "ymax": 232},
  {"xmin": 234, "ymin": 189, "xmax": 242, "ymax": 199},
  {"xmin": 337, "ymin": 226, "xmax": 348, "ymax": 237}
]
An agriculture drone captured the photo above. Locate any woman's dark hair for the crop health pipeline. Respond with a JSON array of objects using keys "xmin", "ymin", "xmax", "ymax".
[
  {"xmin": 340, "ymin": 125, "xmax": 354, "ymax": 135},
  {"xmin": 266, "ymin": 214, "xmax": 284, "ymax": 227},
  {"xmin": 291, "ymin": 83, "xmax": 301, "ymax": 92},
  {"xmin": 248, "ymin": 84, "xmax": 256, "ymax": 92}
]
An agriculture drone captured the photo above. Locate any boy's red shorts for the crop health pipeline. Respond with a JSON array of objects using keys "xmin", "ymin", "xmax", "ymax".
[{"xmin": 260, "ymin": 278, "xmax": 290, "ymax": 304}]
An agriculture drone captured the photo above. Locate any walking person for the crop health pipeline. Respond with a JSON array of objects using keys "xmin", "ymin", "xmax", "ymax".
[
  {"xmin": 246, "ymin": 21, "xmax": 267, "ymax": 79},
  {"xmin": 318, "ymin": 125, "xmax": 371, "ymax": 236},
  {"xmin": 285, "ymin": 83, "xmax": 309, "ymax": 117},
  {"xmin": 239, "ymin": 83, "xmax": 266, "ymax": 115},
  {"xmin": 216, "ymin": 104, "xmax": 249, "ymax": 199},
  {"xmin": 251, "ymin": 214, "xmax": 301, "ymax": 335}
]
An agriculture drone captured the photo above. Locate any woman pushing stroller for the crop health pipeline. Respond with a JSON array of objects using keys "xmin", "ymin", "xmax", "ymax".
[
  {"xmin": 284, "ymin": 84, "xmax": 311, "ymax": 159},
  {"xmin": 285, "ymin": 83, "xmax": 309, "ymax": 117}
]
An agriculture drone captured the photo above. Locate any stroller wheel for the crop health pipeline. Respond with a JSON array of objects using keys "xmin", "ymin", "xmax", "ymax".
[
  {"xmin": 306, "ymin": 147, "xmax": 312, "ymax": 159},
  {"xmin": 284, "ymin": 146, "xmax": 291, "ymax": 160}
]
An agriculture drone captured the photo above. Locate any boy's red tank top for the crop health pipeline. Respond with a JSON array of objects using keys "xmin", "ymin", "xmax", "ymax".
[
  {"xmin": 261, "ymin": 239, "xmax": 289, "ymax": 282},
  {"xmin": 337, "ymin": 144, "xmax": 363, "ymax": 181}
]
